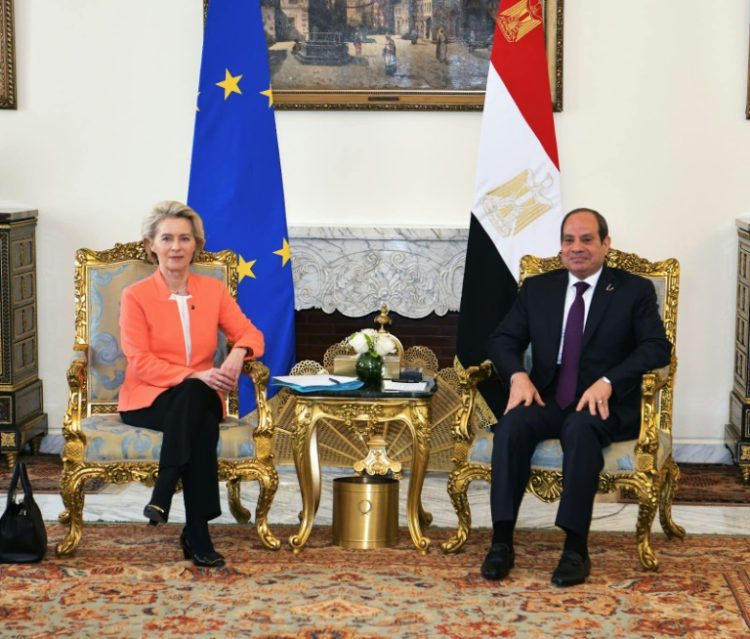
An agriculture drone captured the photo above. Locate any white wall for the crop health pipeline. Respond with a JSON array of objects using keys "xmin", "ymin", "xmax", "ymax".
[{"xmin": 1, "ymin": 0, "xmax": 749, "ymax": 452}]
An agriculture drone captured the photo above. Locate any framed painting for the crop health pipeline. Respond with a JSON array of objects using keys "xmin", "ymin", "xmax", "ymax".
[
  {"xmin": 0, "ymin": 0, "xmax": 16, "ymax": 110},
  {"xmin": 204, "ymin": 0, "xmax": 563, "ymax": 111}
]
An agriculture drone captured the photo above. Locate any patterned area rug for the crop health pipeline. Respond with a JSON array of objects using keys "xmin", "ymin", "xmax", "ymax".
[
  {"xmin": 1, "ymin": 524, "xmax": 749, "ymax": 638},
  {"xmin": 670, "ymin": 463, "xmax": 750, "ymax": 505},
  {"xmin": 0, "ymin": 454, "xmax": 105, "ymax": 494},
  {"xmin": 618, "ymin": 463, "xmax": 750, "ymax": 506}
]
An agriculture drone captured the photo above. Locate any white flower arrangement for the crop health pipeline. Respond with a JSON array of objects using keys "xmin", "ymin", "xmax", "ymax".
[{"xmin": 347, "ymin": 328, "xmax": 397, "ymax": 358}]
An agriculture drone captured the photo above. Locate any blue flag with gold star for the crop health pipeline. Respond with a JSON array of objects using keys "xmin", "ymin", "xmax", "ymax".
[{"xmin": 188, "ymin": 0, "xmax": 295, "ymax": 414}]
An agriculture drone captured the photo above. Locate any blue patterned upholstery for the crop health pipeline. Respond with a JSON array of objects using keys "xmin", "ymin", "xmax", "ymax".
[
  {"xmin": 468, "ymin": 429, "xmax": 671, "ymax": 473},
  {"xmin": 80, "ymin": 414, "xmax": 259, "ymax": 462}
]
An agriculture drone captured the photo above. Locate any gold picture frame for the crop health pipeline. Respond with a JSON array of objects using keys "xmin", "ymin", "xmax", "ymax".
[
  {"xmin": 204, "ymin": 0, "xmax": 563, "ymax": 112},
  {"xmin": 0, "ymin": 0, "xmax": 16, "ymax": 110}
]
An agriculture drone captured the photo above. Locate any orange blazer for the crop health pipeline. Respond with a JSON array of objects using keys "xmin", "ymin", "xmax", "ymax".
[{"xmin": 117, "ymin": 270, "xmax": 265, "ymax": 412}]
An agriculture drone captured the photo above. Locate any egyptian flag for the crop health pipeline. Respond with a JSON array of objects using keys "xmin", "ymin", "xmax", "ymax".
[{"xmin": 456, "ymin": 0, "xmax": 562, "ymax": 423}]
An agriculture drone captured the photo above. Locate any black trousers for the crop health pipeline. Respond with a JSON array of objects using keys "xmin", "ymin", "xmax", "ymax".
[
  {"xmin": 490, "ymin": 398, "xmax": 619, "ymax": 537},
  {"xmin": 120, "ymin": 379, "xmax": 223, "ymax": 522}
]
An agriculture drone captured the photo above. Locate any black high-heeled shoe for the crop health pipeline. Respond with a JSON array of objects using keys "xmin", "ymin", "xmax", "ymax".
[
  {"xmin": 144, "ymin": 466, "xmax": 180, "ymax": 525},
  {"xmin": 180, "ymin": 532, "xmax": 226, "ymax": 568},
  {"xmin": 143, "ymin": 503, "xmax": 169, "ymax": 526}
]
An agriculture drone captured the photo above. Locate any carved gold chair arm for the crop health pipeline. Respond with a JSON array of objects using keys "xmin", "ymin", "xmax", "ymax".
[
  {"xmin": 647, "ymin": 365, "xmax": 670, "ymax": 390},
  {"xmin": 63, "ymin": 348, "xmax": 88, "ymax": 436},
  {"xmin": 635, "ymin": 365, "xmax": 673, "ymax": 460},
  {"xmin": 452, "ymin": 359, "xmax": 494, "ymax": 442},
  {"xmin": 465, "ymin": 359, "xmax": 494, "ymax": 386},
  {"xmin": 244, "ymin": 358, "xmax": 270, "ymax": 387},
  {"xmin": 244, "ymin": 360, "xmax": 274, "ymax": 437}
]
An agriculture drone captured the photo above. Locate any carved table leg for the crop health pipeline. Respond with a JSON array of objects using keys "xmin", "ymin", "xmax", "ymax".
[
  {"xmin": 310, "ymin": 428, "xmax": 322, "ymax": 517},
  {"xmin": 289, "ymin": 401, "xmax": 318, "ymax": 554},
  {"xmin": 405, "ymin": 404, "xmax": 431, "ymax": 554}
]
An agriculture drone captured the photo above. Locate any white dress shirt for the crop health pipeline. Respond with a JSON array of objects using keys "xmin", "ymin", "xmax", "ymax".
[{"xmin": 169, "ymin": 293, "xmax": 193, "ymax": 366}]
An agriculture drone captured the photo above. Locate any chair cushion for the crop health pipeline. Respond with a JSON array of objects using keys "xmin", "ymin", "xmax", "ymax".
[
  {"xmin": 81, "ymin": 414, "xmax": 259, "ymax": 462},
  {"xmin": 469, "ymin": 427, "xmax": 672, "ymax": 473}
]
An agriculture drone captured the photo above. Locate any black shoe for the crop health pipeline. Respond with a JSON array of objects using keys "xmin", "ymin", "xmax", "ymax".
[
  {"xmin": 551, "ymin": 550, "xmax": 591, "ymax": 587},
  {"xmin": 179, "ymin": 532, "xmax": 226, "ymax": 568},
  {"xmin": 143, "ymin": 503, "xmax": 169, "ymax": 526},
  {"xmin": 481, "ymin": 543, "xmax": 515, "ymax": 580}
]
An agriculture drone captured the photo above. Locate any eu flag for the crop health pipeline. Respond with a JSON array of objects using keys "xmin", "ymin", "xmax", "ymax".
[{"xmin": 188, "ymin": 0, "xmax": 295, "ymax": 414}]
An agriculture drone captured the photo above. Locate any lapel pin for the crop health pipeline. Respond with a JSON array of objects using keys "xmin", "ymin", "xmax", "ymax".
[{"xmin": 606, "ymin": 283, "xmax": 615, "ymax": 291}]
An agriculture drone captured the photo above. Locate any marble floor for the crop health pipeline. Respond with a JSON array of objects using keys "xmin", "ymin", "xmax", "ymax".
[{"xmin": 36, "ymin": 467, "xmax": 750, "ymax": 537}]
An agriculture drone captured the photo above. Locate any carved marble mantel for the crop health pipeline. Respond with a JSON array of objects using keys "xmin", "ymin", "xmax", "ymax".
[{"xmin": 289, "ymin": 226, "xmax": 468, "ymax": 318}]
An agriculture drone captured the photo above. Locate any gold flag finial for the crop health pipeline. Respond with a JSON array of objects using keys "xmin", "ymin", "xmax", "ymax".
[{"xmin": 374, "ymin": 305, "xmax": 392, "ymax": 333}]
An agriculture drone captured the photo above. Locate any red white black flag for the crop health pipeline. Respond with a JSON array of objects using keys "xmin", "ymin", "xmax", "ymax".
[{"xmin": 456, "ymin": 0, "xmax": 562, "ymax": 422}]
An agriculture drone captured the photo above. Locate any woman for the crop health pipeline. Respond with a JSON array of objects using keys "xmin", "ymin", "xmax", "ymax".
[
  {"xmin": 118, "ymin": 201, "xmax": 264, "ymax": 568},
  {"xmin": 383, "ymin": 35, "xmax": 397, "ymax": 76},
  {"xmin": 436, "ymin": 28, "xmax": 448, "ymax": 64}
]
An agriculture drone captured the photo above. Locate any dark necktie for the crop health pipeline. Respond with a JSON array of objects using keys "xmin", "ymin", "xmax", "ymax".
[{"xmin": 555, "ymin": 281, "xmax": 590, "ymax": 409}]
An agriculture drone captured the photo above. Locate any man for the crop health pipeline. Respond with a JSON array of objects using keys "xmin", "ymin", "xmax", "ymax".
[{"xmin": 482, "ymin": 208, "xmax": 671, "ymax": 586}]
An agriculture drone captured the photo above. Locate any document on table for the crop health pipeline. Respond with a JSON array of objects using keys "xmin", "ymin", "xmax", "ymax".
[
  {"xmin": 271, "ymin": 375, "xmax": 363, "ymax": 393},
  {"xmin": 382, "ymin": 380, "xmax": 428, "ymax": 392}
]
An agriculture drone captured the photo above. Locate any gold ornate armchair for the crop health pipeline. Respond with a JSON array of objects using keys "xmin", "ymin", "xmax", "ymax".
[
  {"xmin": 57, "ymin": 242, "xmax": 280, "ymax": 556},
  {"xmin": 442, "ymin": 248, "xmax": 685, "ymax": 570}
]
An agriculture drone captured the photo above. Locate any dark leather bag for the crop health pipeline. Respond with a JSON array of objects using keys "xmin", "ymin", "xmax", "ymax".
[{"xmin": 0, "ymin": 462, "xmax": 47, "ymax": 563}]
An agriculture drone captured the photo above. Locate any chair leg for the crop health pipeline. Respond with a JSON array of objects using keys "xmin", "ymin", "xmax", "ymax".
[
  {"xmin": 659, "ymin": 457, "xmax": 686, "ymax": 539},
  {"xmin": 224, "ymin": 461, "xmax": 281, "ymax": 550},
  {"xmin": 56, "ymin": 464, "xmax": 98, "ymax": 556},
  {"xmin": 226, "ymin": 478, "xmax": 252, "ymax": 524},
  {"xmin": 254, "ymin": 465, "xmax": 281, "ymax": 551},
  {"xmin": 635, "ymin": 475, "xmax": 660, "ymax": 571},
  {"xmin": 441, "ymin": 462, "xmax": 492, "ymax": 553},
  {"xmin": 419, "ymin": 502, "xmax": 433, "ymax": 529}
]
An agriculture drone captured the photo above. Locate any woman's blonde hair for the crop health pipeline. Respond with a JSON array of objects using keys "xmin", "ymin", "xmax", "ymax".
[{"xmin": 142, "ymin": 200, "xmax": 206, "ymax": 264}]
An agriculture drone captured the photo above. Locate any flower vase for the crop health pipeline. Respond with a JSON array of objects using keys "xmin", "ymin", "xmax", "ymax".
[{"xmin": 356, "ymin": 352, "xmax": 383, "ymax": 386}]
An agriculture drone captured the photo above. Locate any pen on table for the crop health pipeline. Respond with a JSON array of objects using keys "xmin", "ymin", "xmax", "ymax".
[{"xmin": 329, "ymin": 377, "xmax": 342, "ymax": 384}]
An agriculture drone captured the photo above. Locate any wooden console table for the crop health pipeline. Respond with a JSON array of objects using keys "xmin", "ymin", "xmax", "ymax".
[{"xmin": 0, "ymin": 208, "xmax": 48, "ymax": 469}]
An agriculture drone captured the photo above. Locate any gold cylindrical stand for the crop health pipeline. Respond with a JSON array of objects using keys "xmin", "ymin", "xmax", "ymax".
[{"xmin": 332, "ymin": 475, "xmax": 399, "ymax": 549}]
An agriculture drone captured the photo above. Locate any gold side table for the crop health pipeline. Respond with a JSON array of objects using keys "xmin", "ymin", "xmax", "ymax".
[{"xmin": 288, "ymin": 381, "xmax": 436, "ymax": 554}]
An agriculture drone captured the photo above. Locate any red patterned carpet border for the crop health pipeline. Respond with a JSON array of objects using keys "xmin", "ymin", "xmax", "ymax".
[{"xmin": 1, "ymin": 524, "xmax": 749, "ymax": 638}]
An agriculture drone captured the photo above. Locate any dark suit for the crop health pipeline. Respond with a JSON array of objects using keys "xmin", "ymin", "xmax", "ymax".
[{"xmin": 487, "ymin": 266, "xmax": 671, "ymax": 535}]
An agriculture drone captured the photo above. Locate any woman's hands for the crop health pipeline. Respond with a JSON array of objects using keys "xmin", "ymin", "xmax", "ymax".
[{"xmin": 191, "ymin": 347, "xmax": 248, "ymax": 393}]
